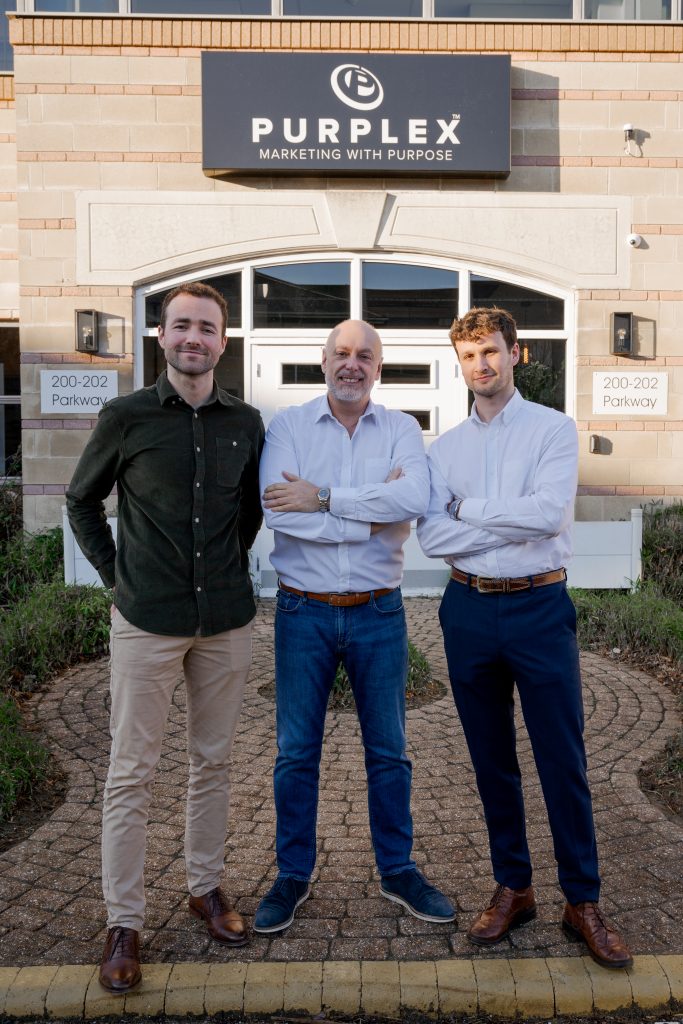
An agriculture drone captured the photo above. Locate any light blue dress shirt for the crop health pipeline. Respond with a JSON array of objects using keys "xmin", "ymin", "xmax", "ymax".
[
  {"xmin": 417, "ymin": 390, "xmax": 578, "ymax": 578},
  {"xmin": 260, "ymin": 394, "xmax": 430, "ymax": 592}
]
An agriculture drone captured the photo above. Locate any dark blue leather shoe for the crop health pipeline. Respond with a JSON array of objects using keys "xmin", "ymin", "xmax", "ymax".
[
  {"xmin": 253, "ymin": 876, "xmax": 311, "ymax": 933},
  {"xmin": 380, "ymin": 868, "xmax": 457, "ymax": 923}
]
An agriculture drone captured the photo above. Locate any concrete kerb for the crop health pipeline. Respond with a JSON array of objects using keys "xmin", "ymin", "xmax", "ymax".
[{"xmin": 0, "ymin": 955, "xmax": 679, "ymax": 1020}]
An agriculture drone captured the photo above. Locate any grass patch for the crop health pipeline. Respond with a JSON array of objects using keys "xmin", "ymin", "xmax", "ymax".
[
  {"xmin": 331, "ymin": 639, "xmax": 445, "ymax": 711},
  {"xmin": 258, "ymin": 639, "xmax": 446, "ymax": 712},
  {"xmin": 0, "ymin": 527, "xmax": 63, "ymax": 607},
  {"xmin": 572, "ymin": 585, "xmax": 683, "ymax": 676},
  {"xmin": 641, "ymin": 502, "xmax": 683, "ymax": 604},
  {"xmin": 0, "ymin": 580, "xmax": 111, "ymax": 693},
  {"xmin": 0, "ymin": 694, "xmax": 51, "ymax": 824}
]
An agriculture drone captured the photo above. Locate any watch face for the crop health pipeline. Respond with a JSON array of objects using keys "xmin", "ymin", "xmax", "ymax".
[{"xmin": 318, "ymin": 488, "xmax": 331, "ymax": 500}]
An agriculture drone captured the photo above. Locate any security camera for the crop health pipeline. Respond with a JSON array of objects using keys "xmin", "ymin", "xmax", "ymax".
[{"xmin": 627, "ymin": 233, "xmax": 642, "ymax": 248}]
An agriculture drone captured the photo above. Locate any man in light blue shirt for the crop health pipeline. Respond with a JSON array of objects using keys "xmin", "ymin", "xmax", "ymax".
[
  {"xmin": 255, "ymin": 319, "xmax": 456, "ymax": 934},
  {"xmin": 418, "ymin": 306, "xmax": 632, "ymax": 970}
]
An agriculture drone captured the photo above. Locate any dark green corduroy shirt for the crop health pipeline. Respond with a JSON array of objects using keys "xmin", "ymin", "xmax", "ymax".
[{"xmin": 66, "ymin": 372, "xmax": 265, "ymax": 637}]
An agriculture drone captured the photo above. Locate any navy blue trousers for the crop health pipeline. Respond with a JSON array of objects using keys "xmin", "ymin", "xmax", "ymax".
[{"xmin": 439, "ymin": 578, "xmax": 600, "ymax": 904}]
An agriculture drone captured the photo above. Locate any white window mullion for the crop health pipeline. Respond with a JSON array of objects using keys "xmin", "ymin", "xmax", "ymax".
[{"xmin": 350, "ymin": 255, "xmax": 363, "ymax": 320}]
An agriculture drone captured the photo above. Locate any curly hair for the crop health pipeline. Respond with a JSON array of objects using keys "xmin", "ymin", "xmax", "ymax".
[{"xmin": 449, "ymin": 307, "xmax": 517, "ymax": 352}]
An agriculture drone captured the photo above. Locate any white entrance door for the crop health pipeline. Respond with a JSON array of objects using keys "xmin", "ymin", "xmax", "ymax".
[{"xmin": 251, "ymin": 340, "xmax": 466, "ymax": 594}]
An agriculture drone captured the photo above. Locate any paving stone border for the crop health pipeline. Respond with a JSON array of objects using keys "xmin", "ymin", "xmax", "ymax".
[{"xmin": 0, "ymin": 955, "xmax": 681, "ymax": 1019}]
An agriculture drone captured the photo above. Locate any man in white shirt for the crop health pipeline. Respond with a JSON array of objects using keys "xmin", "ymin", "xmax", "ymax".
[
  {"xmin": 255, "ymin": 318, "xmax": 456, "ymax": 934},
  {"xmin": 418, "ymin": 307, "xmax": 632, "ymax": 970}
]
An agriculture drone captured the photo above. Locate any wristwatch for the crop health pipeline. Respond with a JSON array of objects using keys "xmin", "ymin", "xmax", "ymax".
[{"xmin": 317, "ymin": 487, "xmax": 331, "ymax": 513}]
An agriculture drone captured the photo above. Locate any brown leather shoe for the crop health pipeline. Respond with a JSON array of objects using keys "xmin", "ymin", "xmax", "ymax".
[
  {"xmin": 467, "ymin": 884, "xmax": 537, "ymax": 946},
  {"xmin": 562, "ymin": 902, "xmax": 633, "ymax": 969},
  {"xmin": 98, "ymin": 926, "xmax": 141, "ymax": 994},
  {"xmin": 188, "ymin": 887, "xmax": 248, "ymax": 946}
]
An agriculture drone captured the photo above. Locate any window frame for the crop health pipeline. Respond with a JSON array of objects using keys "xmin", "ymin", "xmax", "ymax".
[{"xmin": 135, "ymin": 252, "xmax": 575, "ymax": 418}]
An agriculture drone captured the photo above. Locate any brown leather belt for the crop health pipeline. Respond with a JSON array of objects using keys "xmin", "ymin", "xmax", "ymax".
[
  {"xmin": 450, "ymin": 566, "xmax": 567, "ymax": 594},
  {"xmin": 279, "ymin": 582, "xmax": 395, "ymax": 607}
]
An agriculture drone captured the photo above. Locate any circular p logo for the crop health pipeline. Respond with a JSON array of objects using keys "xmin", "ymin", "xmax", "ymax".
[{"xmin": 330, "ymin": 63, "xmax": 384, "ymax": 111}]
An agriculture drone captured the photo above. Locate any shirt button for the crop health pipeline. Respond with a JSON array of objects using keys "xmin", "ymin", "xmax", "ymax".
[
  {"xmin": 233, "ymin": 441, "xmax": 237, "ymax": 446},
  {"xmin": 196, "ymin": 552, "xmax": 201, "ymax": 558},
  {"xmin": 196, "ymin": 586, "xmax": 202, "ymax": 592},
  {"xmin": 195, "ymin": 517, "xmax": 199, "ymax": 523},
  {"xmin": 194, "ymin": 412, "xmax": 198, "ymax": 419},
  {"xmin": 196, "ymin": 446, "xmax": 201, "ymax": 452},
  {"xmin": 196, "ymin": 482, "xmax": 200, "ymax": 488}
]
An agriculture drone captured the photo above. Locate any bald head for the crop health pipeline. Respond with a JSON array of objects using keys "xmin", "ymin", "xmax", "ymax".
[
  {"xmin": 325, "ymin": 319, "xmax": 382, "ymax": 359},
  {"xmin": 322, "ymin": 319, "xmax": 383, "ymax": 409}
]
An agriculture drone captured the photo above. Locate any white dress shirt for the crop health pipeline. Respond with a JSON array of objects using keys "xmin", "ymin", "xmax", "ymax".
[
  {"xmin": 260, "ymin": 394, "xmax": 430, "ymax": 592},
  {"xmin": 417, "ymin": 390, "xmax": 578, "ymax": 578}
]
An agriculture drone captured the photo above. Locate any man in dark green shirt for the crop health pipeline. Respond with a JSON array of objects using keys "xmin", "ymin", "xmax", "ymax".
[{"xmin": 67, "ymin": 282, "xmax": 264, "ymax": 994}]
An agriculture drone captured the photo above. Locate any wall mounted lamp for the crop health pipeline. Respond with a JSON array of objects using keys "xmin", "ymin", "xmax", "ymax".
[
  {"xmin": 611, "ymin": 311, "xmax": 633, "ymax": 356},
  {"xmin": 75, "ymin": 309, "xmax": 100, "ymax": 353},
  {"xmin": 623, "ymin": 123, "xmax": 641, "ymax": 157}
]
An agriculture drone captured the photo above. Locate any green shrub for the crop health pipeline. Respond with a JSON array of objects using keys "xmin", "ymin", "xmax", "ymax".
[
  {"xmin": 0, "ymin": 482, "xmax": 22, "ymax": 551},
  {"xmin": 572, "ymin": 584, "xmax": 683, "ymax": 668},
  {"xmin": 0, "ymin": 694, "xmax": 50, "ymax": 822},
  {"xmin": 641, "ymin": 502, "xmax": 683, "ymax": 604},
  {"xmin": 0, "ymin": 527, "xmax": 64, "ymax": 608},
  {"xmin": 0, "ymin": 581, "xmax": 111, "ymax": 692}
]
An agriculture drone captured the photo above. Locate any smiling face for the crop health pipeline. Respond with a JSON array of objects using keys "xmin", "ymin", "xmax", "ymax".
[
  {"xmin": 157, "ymin": 292, "xmax": 227, "ymax": 380},
  {"xmin": 322, "ymin": 320, "xmax": 382, "ymax": 408},
  {"xmin": 455, "ymin": 330, "xmax": 520, "ymax": 407}
]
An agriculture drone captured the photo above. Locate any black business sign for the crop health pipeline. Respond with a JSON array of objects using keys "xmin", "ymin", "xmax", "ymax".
[{"xmin": 202, "ymin": 53, "xmax": 510, "ymax": 178}]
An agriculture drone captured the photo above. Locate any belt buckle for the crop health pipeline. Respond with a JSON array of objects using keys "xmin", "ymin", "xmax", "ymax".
[{"xmin": 476, "ymin": 576, "xmax": 496, "ymax": 593}]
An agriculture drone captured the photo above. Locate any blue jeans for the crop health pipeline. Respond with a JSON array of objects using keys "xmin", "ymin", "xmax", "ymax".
[{"xmin": 273, "ymin": 587, "xmax": 414, "ymax": 880}]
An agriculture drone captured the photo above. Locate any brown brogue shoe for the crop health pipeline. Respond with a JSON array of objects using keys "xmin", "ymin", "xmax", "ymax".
[
  {"xmin": 189, "ymin": 887, "xmax": 248, "ymax": 946},
  {"xmin": 562, "ymin": 902, "xmax": 633, "ymax": 969},
  {"xmin": 99, "ymin": 926, "xmax": 141, "ymax": 994},
  {"xmin": 467, "ymin": 884, "xmax": 537, "ymax": 946}
]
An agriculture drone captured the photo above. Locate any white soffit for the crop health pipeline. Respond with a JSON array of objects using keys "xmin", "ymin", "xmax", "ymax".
[
  {"xmin": 75, "ymin": 192, "xmax": 336, "ymax": 285},
  {"xmin": 381, "ymin": 193, "xmax": 631, "ymax": 289},
  {"xmin": 75, "ymin": 190, "xmax": 630, "ymax": 289}
]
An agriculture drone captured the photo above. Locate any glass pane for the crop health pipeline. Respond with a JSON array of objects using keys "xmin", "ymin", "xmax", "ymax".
[
  {"xmin": 214, "ymin": 336, "xmax": 244, "ymax": 399},
  {"xmin": 436, "ymin": 0, "xmax": 571, "ymax": 14},
  {"xmin": 254, "ymin": 263, "xmax": 350, "ymax": 329},
  {"xmin": 0, "ymin": 326, "xmax": 20, "ymax": 396},
  {"xmin": 584, "ymin": 0, "xmax": 670, "ymax": 16},
  {"xmin": 145, "ymin": 274, "xmax": 242, "ymax": 330},
  {"xmin": 363, "ymin": 263, "xmax": 458, "ymax": 329},
  {"xmin": 0, "ymin": 404, "xmax": 20, "ymax": 475},
  {"xmin": 470, "ymin": 276, "xmax": 564, "ymax": 330},
  {"xmin": 143, "ymin": 334, "xmax": 244, "ymax": 399},
  {"xmin": 402, "ymin": 410, "xmax": 431, "ymax": 431},
  {"xmin": 1, "ymin": 2, "xmax": 15, "ymax": 73},
  {"xmin": 514, "ymin": 339, "xmax": 565, "ymax": 412},
  {"xmin": 132, "ymin": 0, "xmax": 270, "ymax": 11},
  {"xmin": 381, "ymin": 364, "xmax": 431, "ymax": 385},
  {"xmin": 284, "ymin": 0, "xmax": 421, "ymax": 13},
  {"xmin": 282, "ymin": 364, "xmax": 325, "ymax": 385},
  {"xmin": 35, "ymin": 1, "xmax": 119, "ymax": 10}
]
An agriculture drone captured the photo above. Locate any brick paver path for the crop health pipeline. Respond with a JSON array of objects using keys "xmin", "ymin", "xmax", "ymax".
[{"xmin": 0, "ymin": 599, "xmax": 680, "ymax": 966}]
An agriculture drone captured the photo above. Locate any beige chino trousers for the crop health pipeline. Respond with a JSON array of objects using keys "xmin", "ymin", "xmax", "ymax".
[{"xmin": 103, "ymin": 608, "xmax": 252, "ymax": 930}]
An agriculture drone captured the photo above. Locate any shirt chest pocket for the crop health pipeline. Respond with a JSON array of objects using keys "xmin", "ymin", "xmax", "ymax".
[
  {"xmin": 363, "ymin": 456, "xmax": 391, "ymax": 484},
  {"xmin": 216, "ymin": 437, "xmax": 249, "ymax": 488}
]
